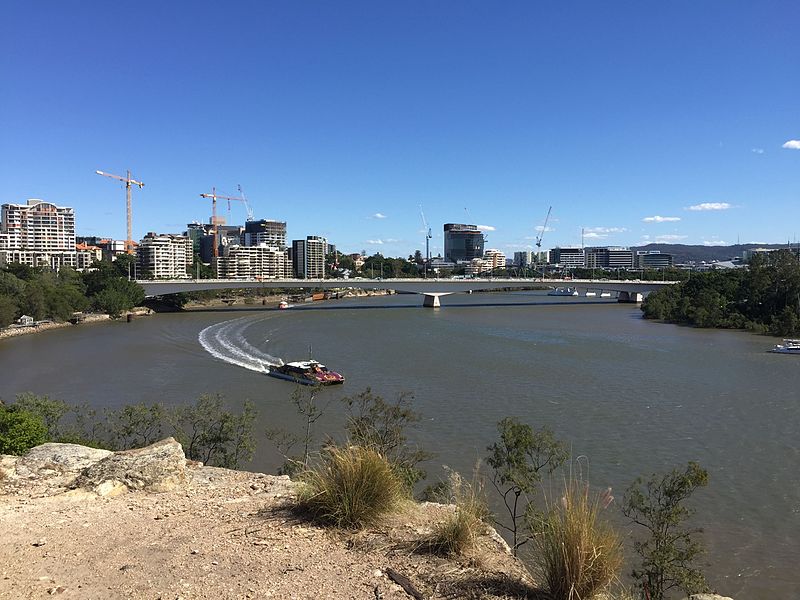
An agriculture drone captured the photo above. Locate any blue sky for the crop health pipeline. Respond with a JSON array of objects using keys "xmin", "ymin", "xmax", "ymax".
[{"xmin": 2, "ymin": 1, "xmax": 798, "ymax": 257}]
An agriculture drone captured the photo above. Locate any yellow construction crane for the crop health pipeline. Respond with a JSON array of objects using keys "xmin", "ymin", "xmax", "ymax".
[
  {"xmin": 95, "ymin": 169, "xmax": 145, "ymax": 254},
  {"xmin": 199, "ymin": 187, "xmax": 245, "ymax": 258}
]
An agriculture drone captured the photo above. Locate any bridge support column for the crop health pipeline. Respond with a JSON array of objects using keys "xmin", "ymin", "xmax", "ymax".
[
  {"xmin": 422, "ymin": 293, "xmax": 450, "ymax": 308},
  {"xmin": 618, "ymin": 291, "xmax": 644, "ymax": 303}
]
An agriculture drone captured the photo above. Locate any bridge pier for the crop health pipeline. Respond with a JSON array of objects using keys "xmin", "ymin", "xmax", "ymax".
[
  {"xmin": 422, "ymin": 293, "xmax": 451, "ymax": 308},
  {"xmin": 617, "ymin": 291, "xmax": 644, "ymax": 303}
]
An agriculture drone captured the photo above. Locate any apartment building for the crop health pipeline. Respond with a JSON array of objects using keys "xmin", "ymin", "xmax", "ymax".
[
  {"xmin": 243, "ymin": 220, "xmax": 287, "ymax": 249},
  {"xmin": 136, "ymin": 233, "xmax": 192, "ymax": 279},
  {"xmin": 483, "ymin": 249, "xmax": 506, "ymax": 271},
  {"xmin": 444, "ymin": 223, "xmax": 484, "ymax": 263},
  {"xmin": 0, "ymin": 199, "xmax": 77, "ymax": 269},
  {"xmin": 216, "ymin": 244, "xmax": 289, "ymax": 279},
  {"xmin": 292, "ymin": 236, "xmax": 327, "ymax": 278}
]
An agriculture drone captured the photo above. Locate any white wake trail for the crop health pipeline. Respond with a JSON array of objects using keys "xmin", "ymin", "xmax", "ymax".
[{"xmin": 198, "ymin": 317, "xmax": 284, "ymax": 373}]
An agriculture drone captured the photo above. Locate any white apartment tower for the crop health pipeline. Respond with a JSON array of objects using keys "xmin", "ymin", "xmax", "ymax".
[
  {"xmin": 136, "ymin": 233, "xmax": 192, "ymax": 279},
  {"xmin": 0, "ymin": 199, "xmax": 77, "ymax": 269},
  {"xmin": 216, "ymin": 244, "xmax": 289, "ymax": 280}
]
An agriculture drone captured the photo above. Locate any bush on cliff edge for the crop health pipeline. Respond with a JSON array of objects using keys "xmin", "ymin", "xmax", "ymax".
[{"xmin": 0, "ymin": 404, "xmax": 49, "ymax": 455}]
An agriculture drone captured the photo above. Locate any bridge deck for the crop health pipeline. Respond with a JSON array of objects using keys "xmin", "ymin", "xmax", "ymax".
[{"xmin": 138, "ymin": 277, "xmax": 677, "ymax": 298}]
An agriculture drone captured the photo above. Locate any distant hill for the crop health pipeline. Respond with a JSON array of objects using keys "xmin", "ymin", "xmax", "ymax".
[{"xmin": 629, "ymin": 243, "xmax": 794, "ymax": 264}]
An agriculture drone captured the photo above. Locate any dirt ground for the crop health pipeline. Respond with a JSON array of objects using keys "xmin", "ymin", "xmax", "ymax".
[{"xmin": 0, "ymin": 466, "xmax": 536, "ymax": 600}]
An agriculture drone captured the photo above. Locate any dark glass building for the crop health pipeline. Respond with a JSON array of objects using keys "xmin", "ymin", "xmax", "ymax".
[{"xmin": 443, "ymin": 223, "xmax": 484, "ymax": 263}]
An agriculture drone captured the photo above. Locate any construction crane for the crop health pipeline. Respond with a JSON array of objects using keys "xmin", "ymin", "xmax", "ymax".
[
  {"xmin": 535, "ymin": 206, "xmax": 553, "ymax": 278},
  {"xmin": 420, "ymin": 206, "xmax": 433, "ymax": 278},
  {"xmin": 199, "ymin": 187, "xmax": 245, "ymax": 258},
  {"xmin": 95, "ymin": 169, "xmax": 145, "ymax": 255}
]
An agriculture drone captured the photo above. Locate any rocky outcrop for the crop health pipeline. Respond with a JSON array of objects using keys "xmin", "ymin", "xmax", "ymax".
[
  {"xmin": 0, "ymin": 437, "xmax": 187, "ymax": 496},
  {"xmin": 74, "ymin": 437, "xmax": 187, "ymax": 495}
]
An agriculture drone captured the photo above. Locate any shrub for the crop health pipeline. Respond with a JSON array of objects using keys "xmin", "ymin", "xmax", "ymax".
[
  {"xmin": 528, "ymin": 477, "xmax": 622, "ymax": 600},
  {"xmin": 0, "ymin": 406, "xmax": 49, "ymax": 455},
  {"xmin": 622, "ymin": 462, "xmax": 709, "ymax": 600},
  {"xmin": 426, "ymin": 468, "xmax": 490, "ymax": 556},
  {"xmin": 298, "ymin": 445, "xmax": 405, "ymax": 528}
]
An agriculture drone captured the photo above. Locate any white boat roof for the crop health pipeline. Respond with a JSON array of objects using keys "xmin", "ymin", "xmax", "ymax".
[{"xmin": 284, "ymin": 360, "xmax": 325, "ymax": 369}]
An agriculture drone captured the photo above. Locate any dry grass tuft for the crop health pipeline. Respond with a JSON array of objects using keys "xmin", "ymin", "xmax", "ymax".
[
  {"xmin": 297, "ymin": 445, "xmax": 405, "ymax": 529},
  {"xmin": 424, "ymin": 468, "xmax": 490, "ymax": 556},
  {"xmin": 528, "ymin": 476, "xmax": 623, "ymax": 600}
]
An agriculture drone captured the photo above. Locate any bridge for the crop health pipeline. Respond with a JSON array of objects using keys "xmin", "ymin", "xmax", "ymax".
[{"xmin": 137, "ymin": 277, "xmax": 678, "ymax": 307}]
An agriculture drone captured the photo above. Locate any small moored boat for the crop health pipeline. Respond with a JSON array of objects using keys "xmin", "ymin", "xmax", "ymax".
[
  {"xmin": 268, "ymin": 360, "xmax": 345, "ymax": 385},
  {"xmin": 768, "ymin": 339, "xmax": 800, "ymax": 355},
  {"xmin": 548, "ymin": 287, "xmax": 579, "ymax": 297}
]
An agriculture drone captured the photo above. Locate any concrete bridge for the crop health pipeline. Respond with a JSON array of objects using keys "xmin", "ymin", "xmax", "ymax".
[{"xmin": 137, "ymin": 277, "xmax": 678, "ymax": 307}]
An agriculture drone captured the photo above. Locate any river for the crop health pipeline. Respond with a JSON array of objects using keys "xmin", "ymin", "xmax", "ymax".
[{"xmin": 0, "ymin": 291, "xmax": 797, "ymax": 598}]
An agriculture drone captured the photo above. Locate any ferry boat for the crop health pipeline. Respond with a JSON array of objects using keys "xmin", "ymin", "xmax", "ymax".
[
  {"xmin": 268, "ymin": 360, "xmax": 345, "ymax": 385},
  {"xmin": 584, "ymin": 291, "xmax": 597, "ymax": 297},
  {"xmin": 768, "ymin": 339, "xmax": 800, "ymax": 355},
  {"xmin": 548, "ymin": 287, "xmax": 579, "ymax": 297}
]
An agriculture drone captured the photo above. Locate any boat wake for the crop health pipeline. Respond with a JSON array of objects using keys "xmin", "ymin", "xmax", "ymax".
[{"xmin": 198, "ymin": 317, "xmax": 284, "ymax": 373}]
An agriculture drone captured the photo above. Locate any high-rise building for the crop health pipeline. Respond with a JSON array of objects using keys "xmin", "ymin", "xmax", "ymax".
[
  {"xmin": 585, "ymin": 247, "xmax": 634, "ymax": 269},
  {"xmin": 216, "ymin": 244, "xmax": 289, "ymax": 279},
  {"xmin": 0, "ymin": 199, "xmax": 77, "ymax": 269},
  {"xmin": 513, "ymin": 250, "xmax": 533, "ymax": 267},
  {"xmin": 137, "ymin": 233, "xmax": 192, "ymax": 279},
  {"xmin": 243, "ymin": 220, "xmax": 287, "ymax": 249},
  {"xmin": 444, "ymin": 223, "xmax": 484, "ymax": 263},
  {"xmin": 548, "ymin": 247, "xmax": 585, "ymax": 269},
  {"xmin": 292, "ymin": 236, "xmax": 326, "ymax": 278}
]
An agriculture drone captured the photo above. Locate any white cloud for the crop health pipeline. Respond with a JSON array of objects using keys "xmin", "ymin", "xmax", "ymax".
[
  {"xmin": 687, "ymin": 202, "xmax": 731, "ymax": 211},
  {"xmin": 782, "ymin": 140, "xmax": 800, "ymax": 150},
  {"xmin": 365, "ymin": 239, "xmax": 384, "ymax": 245},
  {"xmin": 655, "ymin": 234, "xmax": 688, "ymax": 242},
  {"xmin": 751, "ymin": 148, "xmax": 765, "ymax": 154},
  {"xmin": 584, "ymin": 226, "xmax": 627, "ymax": 234},
  {"xmin": 703, "ymin": 239, "xmax": 728, "ymax": 246},
  {"xmin": 505, "ymin": 243, "xmax": 535, "ymax": 249},
  {"xmin": 534, "ymin": 225, "xmax": 555, "ymax": 233},
  {"xmin": 643, "ymin": 215, "xmax": 681, "ymax": 223},
  {"xmin": 477, "ymin": 225, "xmax": 496, "ymax": 231},
  {"xmin": 583, "ymin": 232, "xmax": 607, "ymax": 240}
]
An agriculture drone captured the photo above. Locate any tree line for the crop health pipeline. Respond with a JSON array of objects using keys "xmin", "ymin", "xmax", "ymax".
[
  {"xmin": 0, "ymin": 255, "xmax": 145, "ymax": 328},
  {"xmin": 641, "ymin": 249, "xmax": 800, "ymax": 335}
]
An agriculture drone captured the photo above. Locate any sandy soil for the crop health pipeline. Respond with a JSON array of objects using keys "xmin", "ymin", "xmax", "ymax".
[{"xmin": 0, "ymin": 467, "xmax": 535, "ymax": 600}]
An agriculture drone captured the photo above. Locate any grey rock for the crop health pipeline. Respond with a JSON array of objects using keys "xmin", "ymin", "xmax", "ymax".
[
  {"xmin": 75, "ymin": 438, "xmax": 187, "ymax": 495},
  {"xmin": 14, "ymin": 443, "xmax": 112, "ymax": 485}
]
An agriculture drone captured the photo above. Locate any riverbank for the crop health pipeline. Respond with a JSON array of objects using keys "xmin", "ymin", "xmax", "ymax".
[
  {"xmin": 182, "ymin": 287, "xmax": 394, "ymax": 310},
  {"xmin": 0, "ymin": 309, "xmax": 152, "ymax": 342}
]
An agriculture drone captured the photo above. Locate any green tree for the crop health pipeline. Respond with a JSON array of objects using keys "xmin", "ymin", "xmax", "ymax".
[
  {"xmin": 169, "ymin": 394, "xmax": 257, "ymax": 468},
  {"xmin": 341, "ymin": 388, "xmax": 432, "ymax": 490},
  {"xmin": 13, "ymin": 393, "xmax": 71, "ymax": 440},
  {"xmin": 622, "ymin": 461, "xmax": 710, "ymax": 600},
  {"xmin": 92, "ymin": 277, "xmax": 145, "ymax": 317},
  {"xmin": 266, "ymin": 384, "xmax": 331, "ymax": 475},
  {"xmin": 0, "ymin": 405, "xmax": 49, "ymax": 455},
  {"xmin": 486, "ymin": 417, "xmax": 568, "ymax": 555},
  {"xmin": 0, "ymin": 294, "xmax": 18, "ymax": 327},
  {"xmin": 105, "ymin": 402, "xmax": 166, "ymax": 449}
]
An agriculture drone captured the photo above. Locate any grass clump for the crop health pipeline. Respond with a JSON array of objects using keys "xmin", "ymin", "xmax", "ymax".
[
  {"xmin": 426, "ymin": 468, "xmax": 490, "ymax": 556},
  {"xmin": 528, "ymin": 477, "xmax": 623, "ymax": 600},
  {"xmin": 297, "ymin": 445, "xmax": 405, "ymax": 528}
]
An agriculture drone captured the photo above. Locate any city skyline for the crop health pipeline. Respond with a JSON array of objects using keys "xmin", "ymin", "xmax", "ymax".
[{"xmin": 2, "ymin": 2, "xmax": 798, "ymax": 257}]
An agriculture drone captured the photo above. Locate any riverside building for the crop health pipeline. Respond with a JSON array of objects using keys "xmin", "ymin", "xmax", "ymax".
[
  {"xmin": 548, "ymin": 247, "xmax": 585, "ymax": 269},
  {"xmin": 136, "ymin": 233, "xmax": 193, "ymax": 279},
  {"xmin": 0, "ymin": 199, "xmax": 78, "ymax": 270},
  {"xmin": 243, "ymin": 220, "xmax": 287, "ymax": 249},
  {"xmin": 292, "ymin": 236, "xmax": 327, "ymax": 278},
  {"xmin": 216, "ymin": 244, "xmax": 289, "ymax": 279},
  {"xmin": 443, "ymin": 223, "xmax": 485, "ymax": 263},
  {"xmin": 585, "ymin": 247, "xmax": 634, "ymax": 269}
]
